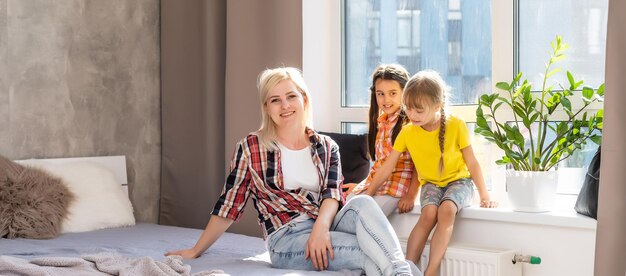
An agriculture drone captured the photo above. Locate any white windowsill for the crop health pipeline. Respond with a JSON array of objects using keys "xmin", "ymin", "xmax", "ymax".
[{"xmin": 399, "ymin": 195, "xmax": 597, "ymax": 230}]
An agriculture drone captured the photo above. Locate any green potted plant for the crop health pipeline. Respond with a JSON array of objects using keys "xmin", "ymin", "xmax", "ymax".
[{"xmin": 474, "ymin": 36, "xmax": 604, "ymax": 212}]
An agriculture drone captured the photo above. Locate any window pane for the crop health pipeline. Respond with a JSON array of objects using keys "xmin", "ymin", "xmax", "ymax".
[
  {"xmin": 342, "ymin": 122, "xmax": 368, "ymax": 134},
  {"xmin": 519, "ymin": 0, "xmax": 608, "ymax": 90},
  {"xmin": 344, "ymin": 0, "xmax": 492, "ymax": 107}
]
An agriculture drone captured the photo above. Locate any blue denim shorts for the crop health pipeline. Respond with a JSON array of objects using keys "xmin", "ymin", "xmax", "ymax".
[{"xmin": 420, "ymin": 178, "xmax": 474, "ymax": 211}]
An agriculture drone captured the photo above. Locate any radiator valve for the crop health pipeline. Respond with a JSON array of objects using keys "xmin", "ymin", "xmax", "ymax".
[{"xmin": 513, "ymin": 254, "xmax": 541, "ymax": 264}]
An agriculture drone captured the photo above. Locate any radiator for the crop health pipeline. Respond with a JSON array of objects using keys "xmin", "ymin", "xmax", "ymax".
[{"xmin": 416, "ymin": 244, "xmax": 521, "ymax": 276}]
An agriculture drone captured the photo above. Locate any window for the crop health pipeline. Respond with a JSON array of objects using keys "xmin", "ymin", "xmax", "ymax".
[
  {"xmin": 342, "ymin": 122, "xmax": 368, "ymax": 135},
  {"xmin": 302, "ymin": 0, "xmax": 607, "ymax": 197},
  {"xmin": 343, "ymin": 0, "xmax": 492, "ymax": 107}
]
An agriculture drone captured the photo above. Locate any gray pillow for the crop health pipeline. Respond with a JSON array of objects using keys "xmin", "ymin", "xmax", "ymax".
[{"xmin": 0, "ymin": 155, "xmax": 74, "ymax": 239}]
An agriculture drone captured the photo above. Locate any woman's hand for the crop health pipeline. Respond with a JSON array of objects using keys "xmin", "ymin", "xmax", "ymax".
[
  {"xmin": 164, "ymin": 216, "xmax": 233, "ymax": 260},
  {"xmin": 164, "ymin": 248, "xmax": 200, "ymax": 259},
  {"xmin": 305, "ymin": 226, "xmax": 334, "ymax": 270},
  {"xmin": 342, "ymin": 183, "xmax": 358, "ymax": 195},
  {"xmin": 397, "ymin": 196, "xmax": 415, "ymax": 213}
]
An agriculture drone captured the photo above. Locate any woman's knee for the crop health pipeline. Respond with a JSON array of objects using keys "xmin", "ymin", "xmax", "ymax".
[{"xmin": 345, "ymin": 194, "xmax": 377, "ymax": 211}]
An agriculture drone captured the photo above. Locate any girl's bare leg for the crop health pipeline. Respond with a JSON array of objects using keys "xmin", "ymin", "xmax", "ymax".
[
  {"xmin": 424, "ymin": 200, "xmax": 457, "ymax": 276},
  {"xmin": 405, "ymin": 205, "xmax": 438, "ymax": 264}
]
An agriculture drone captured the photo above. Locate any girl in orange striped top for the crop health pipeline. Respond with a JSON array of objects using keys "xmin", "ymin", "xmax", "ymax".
[{"xmin": 348, "ymin": 64, "xmax": 420, "ymax": 216}]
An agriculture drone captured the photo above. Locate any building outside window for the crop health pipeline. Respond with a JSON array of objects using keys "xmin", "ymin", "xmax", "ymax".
[{"xmin": 344, "ymin": 0, "xmax": 491, "ymax": 107}]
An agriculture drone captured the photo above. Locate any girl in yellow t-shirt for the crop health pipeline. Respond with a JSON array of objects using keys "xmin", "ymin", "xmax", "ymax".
[
  {"xmin": 367, "ymin": 70, "xmax": 497, "ymax": 276},
  {"xmin": 347, "ymin": 64, "xmax": 420, "ymax": 216}
]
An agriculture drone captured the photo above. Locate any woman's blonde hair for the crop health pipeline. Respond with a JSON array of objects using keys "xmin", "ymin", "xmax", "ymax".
[
  {"xmin": 257, "ymin": 67, "xmax": 313, "ymax": 151},
  {"xmin": 403, "ymin": 70, "xmax": 451, "ymax": 175}
]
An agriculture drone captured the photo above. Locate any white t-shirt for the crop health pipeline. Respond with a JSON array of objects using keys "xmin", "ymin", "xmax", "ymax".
[
  {"xmin": 266, "ymin": 143, "xmax": 322, "ymax": 247},
  {"xmin": 278, "ymin": 143, "xmax": 320, "ymax": 195}
]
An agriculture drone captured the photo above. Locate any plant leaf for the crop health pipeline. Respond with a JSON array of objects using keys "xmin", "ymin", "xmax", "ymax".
[
  {"xmin": 597, "ymin": 83, "xmax": 605, "ymax": 96},
  {"xmin": 582, "ymin": 86, "xmax": 594, "ymax": 100},
  {"xmin": 561, "ymin": 97, "xmax": 571, "ymax": 111},
  {"xmin": 530, "ymin": 113, "xmax": 539, "ymax": 124},
  {"xmin": 493, "ymin": 102, "xmax": 504, "ymax": 112},
  {"xmin": 496, "ymin": 159, "xmax": 510, "ymax": 165},
  {"xmin": 546, "ymin": 68, "xmax": 562, "ymax": 78},
  {"xmin": 590, "ymin": 135, "xmax": 602, "ymax": 145},
  {"xmin": 596, "ymin": 109, "xmax": 604, "ymax": 118},
  {"xmin": 557, "ymin": 122, "xmax": 568, "ymax": 136},
  {"xmin": 476, "ymin": 116, "xmax": 489, "ymax": 129},
  {"xmin": 510, "ymin": 152, "xmax": 523, "ymax": 160},
  {"xmin": 513, "ymin": 72, "xmax": 523, "ymax": 84},
  {"xmin": 567, "ymin": 71, "xmax": 575, "ymax": 87},
  {"xmin": 513, "ymin": 105, "xmax": 526, "ymax": 119},
  {"xmin": 479, "ymin": 94, "xmax": 491, "ymax": 105},
  {"xmin": 496, "ymin": 82, "xmax": 510, "ymax": 91},
  {"xmin": 476, "ymin": 106, "xmax": 484, "ymax": 116}
]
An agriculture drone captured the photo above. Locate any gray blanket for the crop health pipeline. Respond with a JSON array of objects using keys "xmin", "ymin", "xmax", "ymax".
[{"xmin": 0, "ymin": 252, "xmax": 225, "ymax": 276}]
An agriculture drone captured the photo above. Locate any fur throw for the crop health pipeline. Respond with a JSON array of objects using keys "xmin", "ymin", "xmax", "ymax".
[{"xmin": 0, "ymin": 155, "xmax": 74, "ymax": 239}]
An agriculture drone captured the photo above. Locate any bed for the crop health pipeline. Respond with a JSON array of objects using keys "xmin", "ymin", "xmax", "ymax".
[{"xmin": 0, "ymin": 156, "xmax": 360, "ymax": 276}]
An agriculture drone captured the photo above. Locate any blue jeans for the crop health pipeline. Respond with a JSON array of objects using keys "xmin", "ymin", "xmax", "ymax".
[{"xmin": 267, "ymin": 195, "xmax": 417, "ymax": 275}]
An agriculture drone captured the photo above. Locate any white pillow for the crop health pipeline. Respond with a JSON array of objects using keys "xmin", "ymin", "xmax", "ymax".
[{"xmin": 34, "ymin": 161, "xmax": 135, "ymax": 233}]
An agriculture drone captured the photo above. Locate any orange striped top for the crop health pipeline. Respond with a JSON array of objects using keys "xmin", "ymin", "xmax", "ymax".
[{"xmin": 352, "ymin": 112, "xmax": 414, "ymax": 197}]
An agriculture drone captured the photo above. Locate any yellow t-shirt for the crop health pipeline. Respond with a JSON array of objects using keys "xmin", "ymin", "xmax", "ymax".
[{"xmin": 393, "ymin": 114, "xmax": 471, "ymax": 187}]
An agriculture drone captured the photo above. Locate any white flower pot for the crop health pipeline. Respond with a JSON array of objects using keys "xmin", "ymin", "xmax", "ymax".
[{"xmin": 506, "ymin": 170, "xmax": 558, "ymax": 212}]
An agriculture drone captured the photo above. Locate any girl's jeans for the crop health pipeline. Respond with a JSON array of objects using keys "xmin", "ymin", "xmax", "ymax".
[{"xmin": 267, "ymin": 195, "xmax": 414, "ymax": 275}]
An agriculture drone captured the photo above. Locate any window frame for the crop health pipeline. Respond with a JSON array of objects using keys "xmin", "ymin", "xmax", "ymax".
[{"xmin": 302, "ymin": 0, "xmax": 603, "ymax": 199}]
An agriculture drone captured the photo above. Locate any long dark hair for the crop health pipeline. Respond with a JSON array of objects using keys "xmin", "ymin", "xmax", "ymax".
[{"xmin": 367, "ymin": 64, "xmax": 410, "ymax": 161}]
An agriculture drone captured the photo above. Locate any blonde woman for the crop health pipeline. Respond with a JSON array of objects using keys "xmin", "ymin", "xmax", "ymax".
[{"xmin": 166, "ymin": 67, "xmax": 421, "ymax": 276}]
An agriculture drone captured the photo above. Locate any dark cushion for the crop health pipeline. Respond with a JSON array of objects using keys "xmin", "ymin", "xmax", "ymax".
[{"xmin": 319, "ymin": 132, "xmax": 370, "ymax": 184}]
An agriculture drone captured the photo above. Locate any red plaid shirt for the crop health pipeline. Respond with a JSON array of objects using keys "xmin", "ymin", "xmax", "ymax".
[{"xmin": 212, "ymin": 128, "xmax": 344, "ymax": 238}]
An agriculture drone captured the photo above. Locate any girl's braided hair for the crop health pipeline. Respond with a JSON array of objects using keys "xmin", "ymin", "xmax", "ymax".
[{"xmin": 403, "ymin": 70, "xmax": 450, "ymax": 175}]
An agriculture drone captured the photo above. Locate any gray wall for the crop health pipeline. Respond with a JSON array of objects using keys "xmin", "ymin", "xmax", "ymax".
[{"xmin": 0, "ymin": 1, "xmax": 160, "ymax": 223}]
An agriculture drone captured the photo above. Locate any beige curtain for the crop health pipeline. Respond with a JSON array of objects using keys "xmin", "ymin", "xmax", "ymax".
[
  {"xmin": 595, "ymin": 0, "xmax": 626, "ymax": 274},
  {"xmin": 160, "ymin": 0, "xmax": 302, "ymax": 238}
]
